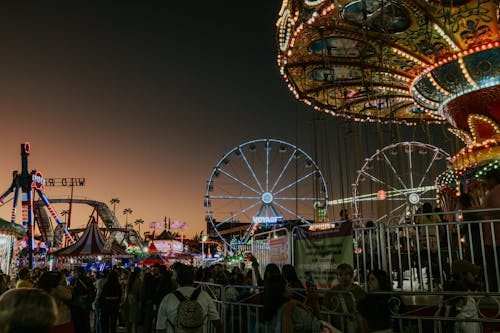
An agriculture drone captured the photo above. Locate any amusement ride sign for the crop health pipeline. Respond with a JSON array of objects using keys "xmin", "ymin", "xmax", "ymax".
[{"xmin": 252, "ymin": 216, "xmax": 283, "ymax": 224}]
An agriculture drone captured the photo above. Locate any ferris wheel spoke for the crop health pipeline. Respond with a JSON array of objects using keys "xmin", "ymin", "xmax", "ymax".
[
  {"xmin": 408, "ymin": 144, "xmax": 414, "ymax": 188},
  {"xmin": 340, "ymin": 185, "xmax": 433, "ymax": 205},
  {"xmin": 274, "ymin": 170, "xmax": 316, "ymax": 196},
  {"xmin": 382, "ymin": 152, "xmax": 408, "ymax": 189},
  {"xmin": 417, "ymin": 149, "xmax": 440, "ymax": 188},
  {"xmin": 375, "ymin": 202, "xmax": 407, "ymax": 222},
  {"xmin": 239, "ymin": 148, "xmax": 265, "ymax": 193},
  {"xmin": 275, "ymin": 197, "xmax": 325, "ymax": 201},
  {"xmin": 270, "ymin": 149, "xmax": 296, "ymax": 192},
  {"xmin": 385, "ymin": 198, "xmax": 411, "ymax": 201},
  {"xmin": 273, "ymin": 201, "xmax": 311, "ymax": 224},
  {"xmin": 384, "ymin": 190, "xmax": 413, "ymax": 199},
  {"xmin": 210, "ymin": 195, "xmax": 260, "ymax": 200},
  {"xmin": 360, "ymin": 170, "xmax": 406, "ymax": 195},
  {"xmin": 218, "ymin": 168, "xmax": 261, "ymax": 195},
  {"xmin": 269, "ymin": 205, "xmax": 281, "ymax": 217},
  {"xmin": 215, "ymin": 201, "xmax": 261, "ymax": 228},
  {"xmin": 266, "ymin": 140, "xmax": 270, "ymax": 191},
  {"xmin": 417, "ymin": 187, "xmax": 437, "ymax": 197}
]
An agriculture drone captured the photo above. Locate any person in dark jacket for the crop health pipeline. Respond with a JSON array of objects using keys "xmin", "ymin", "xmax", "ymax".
[{"xmin": 98, "ymin": 270, "xmax": 122, "ymax": 333}]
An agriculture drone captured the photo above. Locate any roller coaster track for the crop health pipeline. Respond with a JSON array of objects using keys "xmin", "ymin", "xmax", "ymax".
[{"xmin": 33, "ymin": 198, "xmax": 143, "ymax": 248}]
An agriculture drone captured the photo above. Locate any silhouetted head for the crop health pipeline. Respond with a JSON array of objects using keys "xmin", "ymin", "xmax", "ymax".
[
  {"xmin": 422, "ymin": 202, "xmax": 433, "ymax": 214},
  {"xmin": 367, "ymin": 269, "xmax": 392, "ymax": 292},
  {"xmin": 0, "ymin": 288, "xmax": 57, "ymax": 333}
]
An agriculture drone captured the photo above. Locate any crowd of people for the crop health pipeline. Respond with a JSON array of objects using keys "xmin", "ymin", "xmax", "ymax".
[
  {"xmin": 0, "ymin": 264, "xmax": 178, "ymax": 333},
  {"xmin": 0, "ymin": 255, "xmax": 489, "ymax": 333}
]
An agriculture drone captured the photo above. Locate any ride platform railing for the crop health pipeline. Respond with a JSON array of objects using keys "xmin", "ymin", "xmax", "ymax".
[
  {"xmin": 353, "ymin": 208, "xmax": 500, "ymax": 293},
  {"xmin": 194, "ymin": 282, "xmax": 500, "ymax": 333}
]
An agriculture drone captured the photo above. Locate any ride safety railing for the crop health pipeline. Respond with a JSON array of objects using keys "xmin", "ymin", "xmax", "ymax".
[
  {"xmin": 353, "ymin": 208, "xmax": 500, "ymax": 293},
  {"xmin": 194, "ymin": 282, "xmax": 500, "ymax": 333}
]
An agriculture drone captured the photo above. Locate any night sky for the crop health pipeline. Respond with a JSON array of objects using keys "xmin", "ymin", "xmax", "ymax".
[{"xmin": 0, "ymin": 2, "xmax": 460, "ymax": 237}]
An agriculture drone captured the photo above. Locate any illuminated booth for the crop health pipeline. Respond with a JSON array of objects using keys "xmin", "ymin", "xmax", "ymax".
[
  {"xmin": 152, "ymin": 229, "xmax": 185, "ymax": 255},
  {"xmin": 0, "ymin": 218, "xmax": 24, "ymax": 274}
]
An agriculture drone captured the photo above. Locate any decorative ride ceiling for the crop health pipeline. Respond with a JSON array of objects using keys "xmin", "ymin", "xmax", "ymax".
[{"xmin": 276, "ymin": 0, "xmax": 500, "ymax": 125}]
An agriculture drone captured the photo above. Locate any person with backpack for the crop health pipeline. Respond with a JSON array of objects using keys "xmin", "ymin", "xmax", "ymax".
[{"xmin": 155, "ymin": 263, "xmax": 222, "ymax": 333}]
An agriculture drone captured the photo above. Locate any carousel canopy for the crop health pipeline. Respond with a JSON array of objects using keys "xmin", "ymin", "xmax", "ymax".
[
  {"xmin": 0, "ymin": 217, "xmax": 25, "ymax": 239},
  {"xmin": 53, "ymin": 217, "xmax": 124, "ymax": 257}
]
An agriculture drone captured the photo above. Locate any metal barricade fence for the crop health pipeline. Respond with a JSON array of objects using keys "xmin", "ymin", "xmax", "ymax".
[
  {"xmin": 195, "ymin": 282, "xmax": 500, "ymax": 333},
  {"xmin": 196, "ymin": 282, "xmax": 360, "ymax": 333},
  {"xmin": 388, "ymin": 290, "xmax": 500, "ymax": 333},
  {"xmin": 353, "ymin": 209, "xmax": 499, "ymax": 293}
]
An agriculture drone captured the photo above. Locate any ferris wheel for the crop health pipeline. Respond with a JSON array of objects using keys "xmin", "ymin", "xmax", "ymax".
[
  {"xmin": 352, "ymin": 142, "xmax": 450, "ymax": 224},
  {"xmin": 205, "ymin": 139, "xmax": 328, "ymax": 248}
]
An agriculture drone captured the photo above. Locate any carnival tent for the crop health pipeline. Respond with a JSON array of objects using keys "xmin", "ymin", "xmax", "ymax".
[{"xmin": 52, "ymin": 217, "xmax": 126, "ymax": 257}]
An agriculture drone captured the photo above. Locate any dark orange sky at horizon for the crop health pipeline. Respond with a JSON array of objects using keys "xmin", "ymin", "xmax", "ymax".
[
  {"xmin": 0, "ymin": 2, "xmax": 321, "ymax": 238},
  {"xmin": 0, "ymin": 2, "xmax": 461, "ymax": 241}
]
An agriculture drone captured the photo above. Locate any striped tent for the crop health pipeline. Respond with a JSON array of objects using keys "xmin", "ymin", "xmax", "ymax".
[{"xmin": 53, "ymin": 217, "xmax": 125, "ymax": 257}]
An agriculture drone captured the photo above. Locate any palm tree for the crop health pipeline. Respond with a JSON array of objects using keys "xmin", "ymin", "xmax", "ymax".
[
  {"xmin": 123, "ymin": 208, "xmax": 133, "ymax": 227},
  {"xmin": 110, "ymin": 198, "xmax": 120, "ymax": 216},
  {"xmin": 134, "ymin": 218, "xmax": 144, "ymax": 236}
]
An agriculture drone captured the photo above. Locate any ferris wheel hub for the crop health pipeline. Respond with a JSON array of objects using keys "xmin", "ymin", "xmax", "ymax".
[
  {"xmin": 261, "ymin": 192, "xmax": 273, "ymax": 204},
  {"xmin": 408, "ymin": 193, "xmax": 420, "ymax": 205}
]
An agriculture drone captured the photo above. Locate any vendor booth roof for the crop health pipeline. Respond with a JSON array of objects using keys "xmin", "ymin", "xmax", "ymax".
[
  {"xmin": 0, "ymin": 218, "xmax": 25, "ymax": 239},
  {"xmin": 53, "ymin": 218, "xmax": 119, "ymax": 257},
  {"xmin": 138, "ymin": 253, "xmax": 168, "ymax": 266},
  {"xmin": 155, "ymin": 229, "xmax": 176, "ymax": 240}
]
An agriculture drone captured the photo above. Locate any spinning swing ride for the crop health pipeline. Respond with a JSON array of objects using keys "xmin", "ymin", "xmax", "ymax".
[{"xmin": 276, "ymin": 0, "xmax": 500, "ymax": 210}]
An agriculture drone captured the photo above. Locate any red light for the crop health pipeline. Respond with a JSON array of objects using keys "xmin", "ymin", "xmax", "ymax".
[
  {"xmin": 23, "ymin": 142, "xmax": 31, "ymax": 154},
  {"xmin": 377, "ymin": 189, "xmax": 387, "ymax": 200}
]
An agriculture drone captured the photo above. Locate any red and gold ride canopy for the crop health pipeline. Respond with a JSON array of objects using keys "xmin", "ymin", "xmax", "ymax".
[{"xmin": 277, "ymin": 0, "xmax": 500, "ymax": 204}]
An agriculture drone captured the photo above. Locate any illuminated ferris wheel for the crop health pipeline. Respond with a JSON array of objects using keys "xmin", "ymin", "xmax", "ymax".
[
  {"xmin": 352, "ymin": 142, "xmax": 450, "ymax": 224},
  {"xmin": 205, "ymin": 139, "xmax": 328, "ymax": 248}
]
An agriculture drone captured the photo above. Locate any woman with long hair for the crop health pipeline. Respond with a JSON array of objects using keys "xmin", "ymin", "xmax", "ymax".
[
  {"xmin": 38, "ymin": 271, "xmax": 75, "ymax": 333},
  {"xmin": 281, "ymin": 264, "xmax": 306, "ymax": 302},
  {"xmin": 140, "ymin": 271, "xmax": 155, "ymax": 333},
  {"xmin": 367, "ymin": 269, "xmax": 392, "ymax": 292},
  {"xmin": 125, "ymin": 270, "xmax": 141, "ymax": 333},
  {"xmin": 262, "ymin": 273, "xmax": 323, "ymax": 332}
]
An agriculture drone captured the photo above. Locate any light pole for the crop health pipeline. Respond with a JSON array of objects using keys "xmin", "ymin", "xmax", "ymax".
[{"xmin": 201, "ymin": 230, "xmax": 207, "ymax": 259}]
